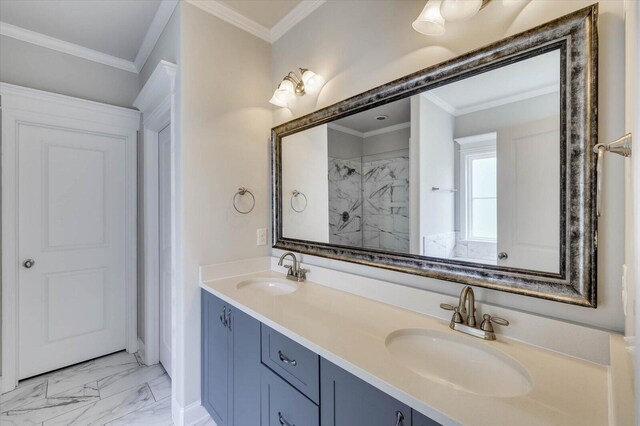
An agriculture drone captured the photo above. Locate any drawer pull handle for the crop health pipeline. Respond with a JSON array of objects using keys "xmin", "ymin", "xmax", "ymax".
[
  {"xmin": 395, "ymin": 411, "xmax": 404, "ymax": 426},
  {"xmin": 278, "ymin": 411, "xmax": 294, "ymax": 426},
  {"xmin": 278, "ymin": 350, "xmax": 297, "ymax": 366},
  {"xmin": 219, "ymin": 306, "xmax": 227, "ymax": 328}
]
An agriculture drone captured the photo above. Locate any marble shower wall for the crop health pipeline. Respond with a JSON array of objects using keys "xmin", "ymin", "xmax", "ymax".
[
  {"xmin": 362, "ymin": 149, "xmax": 410, "ymax": 253},
  {"xmin": 328, "ymin": 157, "xmax": 363, "ymax": 247}
]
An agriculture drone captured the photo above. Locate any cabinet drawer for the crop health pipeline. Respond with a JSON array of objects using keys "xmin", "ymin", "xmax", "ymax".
[
  {"xmin": 261, "ymin": 324, "xmax": 320, "ymax": 403},
  {"xmin": 261, "ymin": 366, "xmax": 319, "ymax": 426}
]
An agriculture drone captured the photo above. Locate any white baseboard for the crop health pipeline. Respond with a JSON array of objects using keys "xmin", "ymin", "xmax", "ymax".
[{"xmin": 172, "ymin": 397, "xmax": 212, "ymax": 426}]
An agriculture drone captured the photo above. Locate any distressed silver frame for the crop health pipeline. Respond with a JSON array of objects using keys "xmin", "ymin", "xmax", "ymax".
[{"xmin": 272, "ymin": 5, "xmax": 598, "ymax": 307}]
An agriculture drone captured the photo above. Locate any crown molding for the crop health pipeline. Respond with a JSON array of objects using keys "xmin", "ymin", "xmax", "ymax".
[
  {"xmin": 363, "ymin": 121, "xmax": 410, "ymax": 138},
  {"xmin": 271, "ymin": 0, "xmax": 326, "ymax": 42},
  {"xmin": 134, "ymin": 0, "xmax": 179, "ymax": 72},
  {"xmin": 0, "ymin": 21, "xmax": 138, "ymax": 73},
  {"xmin": 328, "ymin": 122, "xmax": 363, "ymax": 138},
  {"xmin": 134, "ymin": 60, "xmax": 177, "ymax": 114},
  {"xmin": 186, "ymin": 0, "xmax": 325, "ymax": 44},
  {"xmin": 329, "ymin": 121, "xmax": 411, "ymax": 139},
  {"xmin": 186, "ymin": 0, "xmax": 271, "ymax": 42},
  {"xmin": 423, "ymin": 84, "xmax": 559, "ymax": 117}
]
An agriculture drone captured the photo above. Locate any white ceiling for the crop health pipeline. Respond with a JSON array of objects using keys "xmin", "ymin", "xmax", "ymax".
[
  {"xmin": 334, "ymin": 98, "xmax": 411, "ymax": 134},
  {"xmin": 428, "ymin": 49, "xmax": 560, "ymax": 115},
  {"xmin": 218, "ymin": 0, "xmax": 301, "ymax": 28},
  {"xmin": 0, "ymin": 0, "xmax": 162, "ymax": 61}
]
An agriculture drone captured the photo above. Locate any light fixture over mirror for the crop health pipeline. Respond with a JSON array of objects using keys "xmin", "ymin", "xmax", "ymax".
[
  {"xmin": 413, "ymin": 0, "xmax": 491, "ymax": 35},
  {"xmin": 269, "ymin": 68, "xmax": 324, "ymax": 108}
]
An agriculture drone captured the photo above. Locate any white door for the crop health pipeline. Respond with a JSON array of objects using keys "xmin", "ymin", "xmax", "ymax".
[
  {"xmin": 158, "ymin": 124, "xmax": 172, "ymax": 376},
  {"xmin": 18, "ymin": 124, "xmax": 128, "ymax": 379},
  {"xmin": 497, "ymin": 116, "xmax": 560, "ymax": 273}
]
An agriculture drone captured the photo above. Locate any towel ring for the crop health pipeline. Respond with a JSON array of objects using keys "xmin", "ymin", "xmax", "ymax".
[
  {"xmin": 233, "ymin": 187, "xmax": 255, "ymax": 214},
  {"xmin": 291, "ymin": 190, "xmax": 307, "ymax": 213}
]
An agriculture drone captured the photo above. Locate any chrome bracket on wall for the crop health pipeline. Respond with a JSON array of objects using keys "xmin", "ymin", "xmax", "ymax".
[{"xmin": 594, "ymin": 133, "xmax": 632, "ymax": 217}]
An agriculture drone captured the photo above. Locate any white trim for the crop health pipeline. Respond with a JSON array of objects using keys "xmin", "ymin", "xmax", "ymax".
[
  {"xmin": 185, "ymin": 0, "xmax": 326, "ymax": 44},
  {"xmin": 185, "ymin": 0, "xmax": 271, "ymax": 42},
  {"xmin": 328, "ymin": 122, "xmax": 364, "ymax": 138},
  {"xmin": 172, "ymin": 398, "xmax": 212, "ymax": 426},
  {"xmin": 454, "ymin": 132, "xmax": 498, "ymax": 147},
  {"xmin": 363, "ymin": 122, "xmax": 411, "ymax": 138},
  {"xmin": 134, "ymin": 0, "xmax": 179, "ymax": 72},
  {"xmin": 421, "ymin": 92, "xmax": 457, "ymax": 115},
  {"xmin": 134, "ymin": 61, "xmax": 177, "ymax": 372},
  {"xmin": 0, "ymin": 83, "xmax": 139, "ymax": 393},
  {"xmin": 328, "ymin": 121, "xmax": 411, "ymax": 139},
  {"xmin": 423, "ymin": 85, "xmax": 559, "ymax": 117},
  {"xmin": 271, "ymin": 0, "xmax": 327, "ymax": 42},
  {"xmin": 458, "ymin": 135, "xmax": 497, "ymax": 243},
  {"xmin": 0, "ymin": 21, "xmax": 138, "ymax": 73},
  {"xmin": 0, "ymin": 83, "xmax": 140, "ymax": 127}
]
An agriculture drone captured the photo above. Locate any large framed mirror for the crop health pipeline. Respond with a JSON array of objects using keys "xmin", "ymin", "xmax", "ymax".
[{"xmin": 272, "ymin": 5, "xmax": 598, "ymax": 306}]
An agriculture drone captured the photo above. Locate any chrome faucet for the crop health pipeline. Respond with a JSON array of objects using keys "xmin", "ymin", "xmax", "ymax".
[
  {"xmin": 440, "ymin": 286, "xmax": 509, "ymax": 341},
  {"xmin": 277, "ymin": 252, "xmax": 308, "ymax": 282}
]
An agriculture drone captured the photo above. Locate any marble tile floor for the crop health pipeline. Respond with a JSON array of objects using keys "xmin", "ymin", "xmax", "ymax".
[{"xmin": 0, "ymin": 351, "xmax": 173, "ymax": 426}]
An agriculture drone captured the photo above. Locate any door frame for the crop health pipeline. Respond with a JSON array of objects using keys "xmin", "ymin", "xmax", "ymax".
[
  {"xmin": 0, "ymin": 82, "xmax": 140, "ymax": 393},
  {"xmin": 133, "ymin": 61, "xmax": 177, "ymax": 372}
]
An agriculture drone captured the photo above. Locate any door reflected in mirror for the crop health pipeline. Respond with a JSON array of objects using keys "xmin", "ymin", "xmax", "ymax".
[{"xmin": 281, "ymin": 49, "xmax": 561, "ymax": 274}]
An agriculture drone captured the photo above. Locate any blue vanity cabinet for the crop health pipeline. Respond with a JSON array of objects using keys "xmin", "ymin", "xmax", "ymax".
[
  {"xmin": 201, "ymin": 290, "xmax": 261, "ymax": 426},
  {"xmin": 321, "ymin": 358, "xmax": 413, "ymax": 426}
]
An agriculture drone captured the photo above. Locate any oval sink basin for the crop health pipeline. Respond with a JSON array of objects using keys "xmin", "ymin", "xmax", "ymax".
[
  {"xmin": 236, "ymin": 278, "xmax": 298, "ymax": 295},
  {"xmin": 385, "ymin": 329, "xmax": 532, "ymax": 397}
]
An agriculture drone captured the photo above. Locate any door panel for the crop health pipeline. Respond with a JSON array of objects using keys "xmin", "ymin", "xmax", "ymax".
[
  {"xmin": 18, "ymin": 123, "xmax": 127, "ymax": 379},
  {"xmin": 497, "ymin": 116, "xmax": 560, "ymax": 273},
  {"xmin": 232, "ymin": 308, "xmax": 261, "ymax": 426},
  {"xmin": 158, "ymin": 124, "xmax": 172, "ymax": 376}
]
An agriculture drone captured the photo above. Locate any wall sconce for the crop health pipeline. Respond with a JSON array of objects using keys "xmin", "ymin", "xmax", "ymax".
[
  {"xmin": 413, "ymin": 0, "xmax": 491, "ymax": 36},
  {"xmin": 269, "ymin": 68, "xmax": 324, "ymax": 108}
]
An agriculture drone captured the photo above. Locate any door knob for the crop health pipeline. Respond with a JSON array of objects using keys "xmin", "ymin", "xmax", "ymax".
[
  {"xmin": 498, "ymin": 252, "xmax": 508, "ymax": 260},
  {"xmin": 23, "ymin": 259, "xmax": 35, "ymax": 268}
]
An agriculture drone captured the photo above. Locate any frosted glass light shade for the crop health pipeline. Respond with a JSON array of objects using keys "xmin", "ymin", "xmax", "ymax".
[
  {"xmin": 440, "ymin": 0, "xmax": 483, "ymax": 21},
  {"xmin": 301, "ymin": 69, "xmax": 323, "ymax": 94},
  {"xmin": 269, "ymin": 91, "xmax": 288, "ymax": 107},
  {"xmin": 272, "ymin": 79, "xmax": 295, "ymax": 107},
  {"xmin": 412, "ymin": 0, "xmax": 445, "ymax": 36}
]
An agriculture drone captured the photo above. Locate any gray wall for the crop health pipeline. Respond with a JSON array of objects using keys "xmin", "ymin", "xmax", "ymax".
[
  {"xmin": 363, "ymin": 127, "xmax": 410, "ymax": 156},
  {"xmin": 178, "ymin": 2, "xmax": 272, "ymax": 408},
  {"xmin": 0, "ymin": 35, "xmax": 139, "ymax": 108},
  {"xmin": 272, "ymin": 0, "xmax": 627, "ymax": 332},
  {"xmin": 328, "ymin": 128, "xmax": 363, "ymax": 159}
]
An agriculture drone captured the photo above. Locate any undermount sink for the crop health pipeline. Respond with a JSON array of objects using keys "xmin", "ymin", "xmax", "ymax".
[
  {"xmin": 385, "ymin": 329, "xmax": 532, "ymax": 397},
  {"xmin": 236, "ymin": 277, "xmax": 298, "ymax": 295}
]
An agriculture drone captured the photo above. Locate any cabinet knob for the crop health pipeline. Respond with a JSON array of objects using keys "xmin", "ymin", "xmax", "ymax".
[
  {"xmin": 23, "ymin": 259, "xmax": 35, "ymax": 269},
  {"xmin": 498, "ymin": 252, "xmax": 509, "ymax": 260}
]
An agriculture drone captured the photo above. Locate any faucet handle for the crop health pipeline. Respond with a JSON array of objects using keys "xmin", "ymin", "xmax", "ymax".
[
  {"xmin": 440, "ymin": 304, "xmax": 463, "ymax": 324},
  {"xmin": 480, "ymin": 314, "xmax": 509, "ymax": 332},
  {"xmin": 296, "ymin": 268, "xmax": 308, "ymax": 282}
]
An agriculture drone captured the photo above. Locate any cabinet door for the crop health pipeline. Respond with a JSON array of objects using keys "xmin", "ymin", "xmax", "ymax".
[
  {"xmin": 231, "ymin": 307, "xmax": 261, "ymax": 426},
  {"xmin": 201, "ymin": 291, "xmax": 231, "ymax": 426},
  {"xmin": 413, "ymin": 410, "xmax": 441, "ymax": 426},
  {"xmin": 321, "ymin": 359, "xmax": 411, "ymax": 426}
]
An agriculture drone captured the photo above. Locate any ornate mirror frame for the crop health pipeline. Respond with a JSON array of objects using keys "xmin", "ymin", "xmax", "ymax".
[{"xmin": 272, "ymin": 5, "xmax": 598, "ymax": 307}]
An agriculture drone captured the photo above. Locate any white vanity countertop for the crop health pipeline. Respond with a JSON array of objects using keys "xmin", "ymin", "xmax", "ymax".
[{"xmin": 200, "ymin": 270, "xmax": 610, "ymax": 426}]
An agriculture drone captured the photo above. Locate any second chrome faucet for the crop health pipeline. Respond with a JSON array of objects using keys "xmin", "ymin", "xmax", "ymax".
[{"xmin": 440, "ymin": 286, "xmax": 509, "ymax": 341}]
